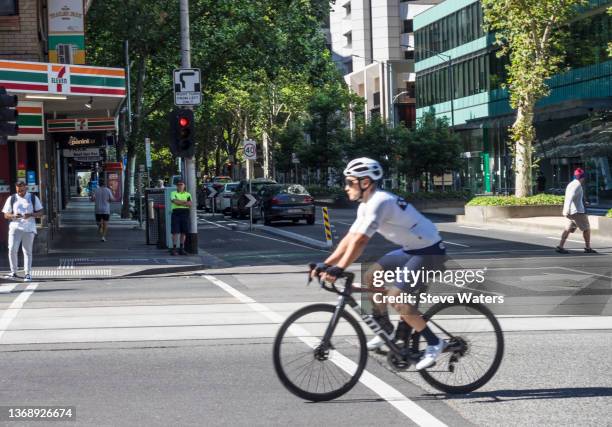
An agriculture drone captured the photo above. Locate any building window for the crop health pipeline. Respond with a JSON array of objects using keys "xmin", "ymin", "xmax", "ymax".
[
  {"xmin": 344, "ymin": 31, "xmax": 352, "ymax": 48},
  {"xmin": 404, "ymin": 50, "xmax": 414, "ymax": 60},
  {"xmin": 0, "ymin": 0, "xmax": 18, "ymax": 15},
  {"xmin": 403, "ymin": 19, "xmax": 413, "ymax": 34}
]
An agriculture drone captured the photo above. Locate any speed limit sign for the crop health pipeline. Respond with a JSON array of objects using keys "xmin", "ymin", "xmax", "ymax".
[{"xmin": 243, "ymin": 139, "xmax": 257, "ymax": 160}]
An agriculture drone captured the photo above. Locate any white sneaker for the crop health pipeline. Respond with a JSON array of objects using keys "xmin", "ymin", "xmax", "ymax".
[
  {"xmin": 101, "ymin": 237, "xmax": 106, "ymax": 242},
  {"xmin": 23, "ymin": 274, "xmax": 32, "ymax": 282},
  {"xmin": 416, "ymin": 339, "xmax": 447, "ymax": 370},
  {"xmin": 367, "ymin": 330, "xmax": 395, "ymax": 351},
  {"xmin": 5, "ymin": 272, "xmax": 17, "ymax": 279}
]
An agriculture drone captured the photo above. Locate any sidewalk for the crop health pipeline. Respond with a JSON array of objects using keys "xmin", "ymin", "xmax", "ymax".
[
  {"xmin": 1, "ymin": 198, "xmax": 221, "ymax": 281},
  {"xmin": 457, "ymin": 214, "xmax": 612, "ymax": 242}
]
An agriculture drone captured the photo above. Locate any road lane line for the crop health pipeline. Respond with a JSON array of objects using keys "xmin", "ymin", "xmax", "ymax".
[
  {"xmin": 235, "ymin": 231, "xmax": 329, "ymax": 253},
  {"xmin": 443, "ymin": 241, "xmax": 470, "ymax": 248},
  {"xmin": 203, "ymin": 274, "xmax": 447, "ymax": 427},
  {"xmin": 0, "ymin": 283, "xmax": 19, "ymax": 293},
  {"xmin": 0, "ymin": 283, "xmax": 38, "ymax": 341},
  {"xmin": 458, "ymin": 225, "xmax": 488, "ymax": 230}
]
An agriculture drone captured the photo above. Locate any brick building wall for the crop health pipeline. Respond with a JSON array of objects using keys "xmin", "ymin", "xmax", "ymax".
[{"xmin": 0, "ymin": 0, "xmax": 46, "ymax": 62}]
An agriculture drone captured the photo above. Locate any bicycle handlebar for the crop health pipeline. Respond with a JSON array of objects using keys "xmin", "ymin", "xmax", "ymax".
[{"xmin": 307, "ymin": 263, "xmax": 355, "ymax": 295}]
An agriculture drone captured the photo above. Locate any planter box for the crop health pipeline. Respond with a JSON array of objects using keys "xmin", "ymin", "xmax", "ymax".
[
  {"xmin": 591, "ymin": 216, "xmax": 612, "ymax": 238},
  {"xmin": 465, "ymin": 205, "xmax": 562, "ymax": 222}
]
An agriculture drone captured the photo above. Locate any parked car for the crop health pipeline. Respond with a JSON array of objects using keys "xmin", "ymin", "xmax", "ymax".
[
  {"xmin": 230, "ymin": 178, "xmax": 277, "ymax": 218},
  {"xmin": 252, "ymin": 184, "xmax": 315, "ymax": 225},
  {"xmin": 197, "ymin": 176, "xmax": 232, "ymax": 210},
  {"xmin": 219, "ymin": 182, "xmax": 239, "ymax": 214}
]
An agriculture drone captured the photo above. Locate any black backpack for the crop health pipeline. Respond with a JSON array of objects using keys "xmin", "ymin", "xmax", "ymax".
[{"xmin": 9, "ymin": 193, "xmax": 41, "ymax": 214}]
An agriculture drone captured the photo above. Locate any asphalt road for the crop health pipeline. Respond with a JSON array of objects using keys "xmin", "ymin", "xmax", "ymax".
[{"xmin": 0, "ymin": 212, "xmax": 610, "ymax": 426}]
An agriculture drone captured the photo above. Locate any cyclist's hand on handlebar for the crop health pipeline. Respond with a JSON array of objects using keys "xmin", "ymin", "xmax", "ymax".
[
  {"xmin": 308, "ymin": 262, "xmax": 329, "ymax": 283},
  {"xmin": 321, "ymin": 265, "xmax": 344, "ymax": 284}
]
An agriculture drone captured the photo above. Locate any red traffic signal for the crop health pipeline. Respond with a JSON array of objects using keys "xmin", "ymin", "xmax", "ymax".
[{"xmin": 179, "ymin": 117, "xmax": 189, "ymax": 127}]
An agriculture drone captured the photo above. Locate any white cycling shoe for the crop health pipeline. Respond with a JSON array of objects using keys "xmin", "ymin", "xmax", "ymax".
[
  {"xmin": 367, "ymin": 330, "xmax": 395, "ymax": 351},
  {"xmin": 416, "ymin": 339, "xmax": 448, "ymax": 370}
]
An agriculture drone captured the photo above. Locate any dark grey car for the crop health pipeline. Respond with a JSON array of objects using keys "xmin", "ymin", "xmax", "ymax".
[{"xmin": 252, "ymin": 184, "xmax": 315, "ymax": 225}]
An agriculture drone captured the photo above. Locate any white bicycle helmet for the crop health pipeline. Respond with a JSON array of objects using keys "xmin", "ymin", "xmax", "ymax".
[{"xmin": 343, "ymin": 157, "xmax": 383, "ymax": 181}]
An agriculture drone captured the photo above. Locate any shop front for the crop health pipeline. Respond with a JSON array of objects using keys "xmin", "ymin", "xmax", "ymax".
[{"xmin": 0, "ymin": 60, "xmax": 126, "ymax": 252}]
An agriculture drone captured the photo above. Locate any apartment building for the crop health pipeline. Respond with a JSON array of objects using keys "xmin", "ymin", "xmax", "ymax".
[
  {"xmin": 0, "ymin": 0, "xmax": 126, "ymax": 252},
  {"xmin": 329, "ymin": 0, "xmax": 442, "ymax": 128},
  {"xmin": 414, "ymin": 0, "xmax": 611, "ymax": 204}
]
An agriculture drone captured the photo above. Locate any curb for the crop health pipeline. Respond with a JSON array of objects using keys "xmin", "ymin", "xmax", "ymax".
[{"xmin": 257, "ymin": 225, "xmax": 331, "ymax": 250}]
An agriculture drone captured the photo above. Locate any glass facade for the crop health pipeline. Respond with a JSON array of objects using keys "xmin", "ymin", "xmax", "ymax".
[
  {"xmin": 415, "ymin": 1, "xmax": 612, "ymax": 198},
  {"xmin": 416, "ymin": 52, "xmax": 508, "ymax": 107},
  {"xmin": 414, "ymin": 1, "xmax": 484, "ymax": 61}
]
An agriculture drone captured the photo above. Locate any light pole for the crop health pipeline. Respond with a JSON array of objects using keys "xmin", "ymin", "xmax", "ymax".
[{"xmin": 400, "ymin": 44, "xmax": 454, "ymax": 129}]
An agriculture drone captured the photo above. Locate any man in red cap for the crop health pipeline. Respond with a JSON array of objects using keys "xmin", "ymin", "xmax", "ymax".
[{"xmin": 556, "ymin": 168, "xmax": 596, "ymax": 254}]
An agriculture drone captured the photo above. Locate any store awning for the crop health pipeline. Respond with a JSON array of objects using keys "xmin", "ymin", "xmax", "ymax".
[{"xmin": 0, "ymin": 60, "xmax": 126, "ymax": 139}]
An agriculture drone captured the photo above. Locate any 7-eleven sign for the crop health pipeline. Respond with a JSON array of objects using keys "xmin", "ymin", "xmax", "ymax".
[
  {"xmin": 48, "ymin": 64, "xmax": 70, "ymax": 94},
  {"xmin": 76, "ymin": 118, "xmax": 87, "ymax": 130}
]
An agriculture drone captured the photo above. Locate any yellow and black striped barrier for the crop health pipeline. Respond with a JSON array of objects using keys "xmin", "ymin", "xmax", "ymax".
[{"xmin": 322, "ymin": 207, "xmax": 333, "ymax": 248}]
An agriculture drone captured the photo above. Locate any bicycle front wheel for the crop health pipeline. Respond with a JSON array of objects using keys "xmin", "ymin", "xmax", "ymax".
[
  {"xmin": 411, "ymin": 302, "xmax": 504, "ymax": 394},
  {"xmin": 273, "ymin": 304, "xmax": 367, "ymax": 401}
]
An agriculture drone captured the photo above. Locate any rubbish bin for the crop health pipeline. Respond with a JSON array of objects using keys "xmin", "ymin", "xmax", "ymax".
[{"xmin": 145, "ymin": 188, "xmax": 165, "ymax": 246}]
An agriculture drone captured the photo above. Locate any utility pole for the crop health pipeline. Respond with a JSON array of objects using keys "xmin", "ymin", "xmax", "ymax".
[{"xmin": 180, "ymin": 0, "xmax": 198, "ymax": 253}]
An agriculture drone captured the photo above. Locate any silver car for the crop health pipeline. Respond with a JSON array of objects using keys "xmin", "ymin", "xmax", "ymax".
[{"xmin": 219, "ymin": 182, "xmax": 239, "ymax": 214}]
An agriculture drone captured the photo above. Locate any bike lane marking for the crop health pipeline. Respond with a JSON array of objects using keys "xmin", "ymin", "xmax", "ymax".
[
  {"xmin": 203, "ymin": 274, "xmax": 448, "ymax": 427},
  {"xmin": 0, "ymin": 283, "xmax": 38, "ymax": 342}
]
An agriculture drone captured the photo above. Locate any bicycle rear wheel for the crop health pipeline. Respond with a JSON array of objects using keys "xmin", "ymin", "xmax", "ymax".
[
  {"xmin": 411, "ymin": 302, "xmax": 504, "ymax": 394},
  {"xmin": 273, "ymin": 304, "xmax": 367, "ymax": 401}
]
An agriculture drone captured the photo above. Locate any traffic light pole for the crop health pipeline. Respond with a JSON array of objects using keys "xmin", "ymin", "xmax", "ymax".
[{"xmin": 179, "ymin": 0, "xmax": 198, "ymax": 254}]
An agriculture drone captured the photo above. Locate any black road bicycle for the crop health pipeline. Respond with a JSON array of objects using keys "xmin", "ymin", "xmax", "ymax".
[{"xmin": 273, "ymin": 266, "xmax": 504, "ymax": 402}]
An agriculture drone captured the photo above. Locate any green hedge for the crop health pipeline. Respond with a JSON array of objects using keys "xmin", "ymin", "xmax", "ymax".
[
  {"xmin": 397, "ymin": 190, "xmax": 472, "ymax": 202},
  {"xmin": 305, "ymin": 185, "xmax": 346, "ymax": 199},
  {"xmin": 607, "ymin": 209, "xmax": 612, "ymax": 218},
  {"xmin": 306, "ymin": 186, "xmax": 471, "ymax": 202},
  {"xmin": 467, "ymin": 194, "xmax": 564, "ymax": 206}
]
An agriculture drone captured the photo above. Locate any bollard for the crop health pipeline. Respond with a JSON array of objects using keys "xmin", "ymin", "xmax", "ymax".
[{"xmin": 322, "ymin": 207, "xmax": 333, "ymax": 248}]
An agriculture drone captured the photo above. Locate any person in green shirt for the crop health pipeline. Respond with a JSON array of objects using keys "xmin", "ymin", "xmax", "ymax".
[{"xmin": 170, "ymin": 180, "xmax": 192, "ymax": 255}]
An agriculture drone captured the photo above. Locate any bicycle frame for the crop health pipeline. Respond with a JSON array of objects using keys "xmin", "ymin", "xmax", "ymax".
[{"xmin": 316, "ymin": 272, "xmax": 456, "ymax": 362}]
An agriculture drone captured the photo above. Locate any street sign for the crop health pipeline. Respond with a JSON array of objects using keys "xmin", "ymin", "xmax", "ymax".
[
  {"xmin": 243, "ymin": 139, "xmax": 257, "ymax": 161},
  {"xmin": 145, "ymin": 137, "xmax": 152, "ymax": 169},
  {"xmin": 207, "ymin": 188, "xmax": 218, "ymax": 199},
  {"xmin": 291, "ymin": 152, "xmax": 300, "ymax": 164},
  {"xmin": 173, "ymin": 68, "xmax": 201, "ymax": 106},
  {"xmin": 245, "ymin": 194, "xmax": 257, "ymax": 208}
]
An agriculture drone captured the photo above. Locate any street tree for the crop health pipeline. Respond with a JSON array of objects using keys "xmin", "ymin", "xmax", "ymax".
[{"xmin": 481, "ymin": 0, "xmax": 586, "ymax": 197}]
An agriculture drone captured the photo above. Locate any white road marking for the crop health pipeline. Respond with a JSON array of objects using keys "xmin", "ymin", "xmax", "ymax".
[
  {"xmin": 458, "ymin": 225, "xmax": 488, "ymax": 230},
  {"xmin": 443, "ymin": 241, "xmax": 470, "ymax": 248},
  {"xmin": 0, "ymin": 283, "xmax": 19, "ymax": 293},
  {"xmin": 0, "ymin": 283, "xmax": 38, "ymax": 342},
  {"xmin": 203, "ymin": 274, "xmax": 447, "ymax": 427},
  {"xmin": 546, "ymin": 236, "xmax": 584, "ymax": 244},
  {"xmin": 200, "ymin": 216, "xmax": 328, "ymax": 253}
]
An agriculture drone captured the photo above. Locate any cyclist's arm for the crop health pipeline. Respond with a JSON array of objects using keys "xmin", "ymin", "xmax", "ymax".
[
  {"xmin": 323, "ymin": 233, "xmax": 352, "ymax": 265},
  {"xmin": 335, "ymin": 232, "xmax": 370, "ymax": 269}
]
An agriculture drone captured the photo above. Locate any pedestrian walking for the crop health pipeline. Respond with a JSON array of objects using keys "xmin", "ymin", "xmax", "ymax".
[
  {"xmin": 556, "ymin": 168, "xmax": 596, "ymax": 254},
  {"xmin": 91, "ymin": 179, "xmax": 114, "ymax": 242},
  {"xmin": 2, "ymin": 181, "xmax": 44, "ymax": 282},
  {"xmin": 170, "ymin": 180, "xmax": 192, "ymax": 255}
]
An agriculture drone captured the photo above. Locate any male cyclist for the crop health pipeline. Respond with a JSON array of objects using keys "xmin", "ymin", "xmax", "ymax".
[{"xmin": 311, "ymin": 158, "xmax": 447, "ymax": 370}]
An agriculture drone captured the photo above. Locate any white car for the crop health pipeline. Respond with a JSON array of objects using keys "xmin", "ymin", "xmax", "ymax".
[{"xmin": 219, "ymin": 182, "xmax": 239, "ymax": 214}]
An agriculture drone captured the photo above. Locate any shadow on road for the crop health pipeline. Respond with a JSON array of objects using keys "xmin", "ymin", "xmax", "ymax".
[{"xmin": 416, "ymin": 387, "xmax": 612, "ymax": 402}]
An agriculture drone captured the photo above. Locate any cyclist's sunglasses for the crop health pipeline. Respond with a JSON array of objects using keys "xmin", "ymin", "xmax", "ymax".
[{"xmin": 344, "ymin": 178, "xmax": 361, "ymax": 187}]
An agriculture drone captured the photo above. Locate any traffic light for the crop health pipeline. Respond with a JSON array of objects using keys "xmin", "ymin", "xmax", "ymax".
[
  {"xmin": 169, "ymin": 108, "xmax": 194, "ymax": 157},
  {"xmin": 0, "ymin": 86, "xmax": 18, "ymax": 137}
]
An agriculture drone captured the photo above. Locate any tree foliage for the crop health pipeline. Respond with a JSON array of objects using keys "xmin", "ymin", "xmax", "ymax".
[{"xmin": 481, "ymin": 0, "xmax": 586, "ymax": 197}]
